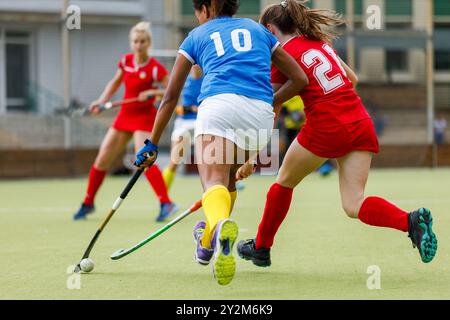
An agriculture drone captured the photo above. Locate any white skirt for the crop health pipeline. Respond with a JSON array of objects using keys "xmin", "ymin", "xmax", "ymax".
[{"xmin": 195, "ymin": 94, "xmax": 275, "ymax": 151}]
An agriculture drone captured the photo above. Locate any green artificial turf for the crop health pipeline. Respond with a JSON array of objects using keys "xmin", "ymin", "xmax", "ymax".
[{"xmin": 0, "ymin": 169, "xmax": 449, "ymax": 299}]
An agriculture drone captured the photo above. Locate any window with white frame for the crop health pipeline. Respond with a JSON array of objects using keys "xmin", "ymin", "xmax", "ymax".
[{"xmin": 3, "ymin": 31, "xmax": 32, "ymax": 112}]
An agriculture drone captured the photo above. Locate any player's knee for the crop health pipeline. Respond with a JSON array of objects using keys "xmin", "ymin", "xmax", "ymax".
[{"xmin": 276, "ymin": 173, "xmax": 302, "ymax": 189}]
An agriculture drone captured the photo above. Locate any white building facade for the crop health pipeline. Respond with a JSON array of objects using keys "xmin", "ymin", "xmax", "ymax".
[{"xmin": 0, "ymin": 0, "xmax": 448, "ymax": 148}]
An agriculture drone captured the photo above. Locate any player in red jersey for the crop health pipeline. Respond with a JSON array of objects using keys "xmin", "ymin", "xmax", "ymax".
[
  {"xmin": 73, "ymin": 22, "xmax": 178, "ymax": 222},
  {"xmin": 237, "ymin": 0, "xmax": 437, "ymax": 266}
]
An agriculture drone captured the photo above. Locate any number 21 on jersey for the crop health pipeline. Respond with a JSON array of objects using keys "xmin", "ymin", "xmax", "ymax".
[
  {"xmin": 210, "ymin": 29, "xmax": 253, "ymax": 57},
  {"xmin": 301, "ymin": 43, "xmax": 348, "ymax": 94}
]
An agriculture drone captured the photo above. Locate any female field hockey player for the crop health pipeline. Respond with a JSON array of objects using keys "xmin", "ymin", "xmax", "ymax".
[
  {"xmin": 73, "ymin": 22, "xmax": 178, "ymax": 222},
  {"xmin": 133, "ymin": 0, "xmax": 308, "ymax": 285},
  {"xmin": 162, "ymin": 65, "xmax": 246, "ymax": 192},
  {"xmin": 237, "ymin": 0, "xmax": 437, "ymax": 267},
  {"xmin": 162, "ymin": 65, "xmax": 204, "ymax": 190}
]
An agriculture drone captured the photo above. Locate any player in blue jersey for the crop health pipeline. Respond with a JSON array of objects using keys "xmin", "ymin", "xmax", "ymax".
[
  {"xmin": 163, "ymin": 65, "xmax": 247, "ymax": 192},
  {"xmin": 133, "ymin": 0, "xmax": 308, "ymax": 286},
  {"xmin": 163, "ymin": 65, "xmax": 204, "ymax": 190}
]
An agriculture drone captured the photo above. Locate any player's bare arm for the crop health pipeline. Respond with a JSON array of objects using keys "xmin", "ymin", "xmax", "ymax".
[
  {"xmin": 236, "ymin": 161, "xmax": 257, "ymax": 181},
  {"xmin": 271, "ymin": 47, "xmax": 309, "ymax": 111},
  {"xmin": 90, "ymin": 69, "xmax": 124, "ymax": 114},
  {"xmin": 271, "ymin": 83, "xmax": 283, "ymax": 122},
  {"xmin": 138, "ymin": 75, "xmax": 170, "ymax": 101},
  {"xmin": 339, "ymin": 57, "xmax": 358, "ymax": 86}
]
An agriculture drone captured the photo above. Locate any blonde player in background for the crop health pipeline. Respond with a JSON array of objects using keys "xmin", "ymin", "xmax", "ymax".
[{"xmin": 73, "ymin": 22, "xmax": 178, "ymax": 222}]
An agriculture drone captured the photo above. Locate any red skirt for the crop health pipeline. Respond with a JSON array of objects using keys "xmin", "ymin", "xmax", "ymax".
[
  {"xmin": 297, "ymin": 118, "xmax": 380, "ymax": 159},
  {"xmin": 112, "ymin": 106, "xmax": 156, "ymax": 133}
]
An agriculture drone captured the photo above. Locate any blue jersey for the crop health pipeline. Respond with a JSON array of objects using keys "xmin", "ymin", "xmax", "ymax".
[
  {"xmin": 180, "ymin": 74, "xmax": 203, "ymax": 119},
  {"xmin": 179, "ymin": 17, "xmax": 279, "ymax": 105}
]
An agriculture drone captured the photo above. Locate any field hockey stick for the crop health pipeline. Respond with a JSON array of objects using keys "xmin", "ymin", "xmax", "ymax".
[
  {"xmin": 79, "ymin": 97, "xmax": 143, "ymax": 116},
  {"xmin": 73, "ymin": 168, "xmax": 145, "ymax": 273},
  {"xmin": 98, "ymin": 97, "xmax": 143, "ymax": 111},
  {"xmin": 74, "ymin": 94, "xmax": 157, "ymax": 117},
  {"xmin": 110, "ymin": 200, "xmax": 203, "ymax": 260}
]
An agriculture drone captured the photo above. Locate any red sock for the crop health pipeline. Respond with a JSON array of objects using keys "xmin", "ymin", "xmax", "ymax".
[
  {"xmin": 145, "ymin": 165, "xmax": 171, "ymax": 204},
  {"xmin": 358, "ymin": 197, "xmax": 409, "ymax": 232},
  {"xmin": 84, "ymin": 165, "xmax": 106, "ymax": 206},
  {"xmin": 255, "ymin": 183, "xmax": 294, "ymax": 250}
]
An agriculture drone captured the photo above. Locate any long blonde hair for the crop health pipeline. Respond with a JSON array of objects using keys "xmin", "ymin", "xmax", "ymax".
[{"xmin": 260, "ymin": 0, "xmax": 345, "ymax": 43}]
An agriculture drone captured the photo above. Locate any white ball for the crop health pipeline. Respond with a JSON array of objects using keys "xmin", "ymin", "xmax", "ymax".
[{"xmin": 80, "ymin": 258, "xmax": 94, "ymax": 273}]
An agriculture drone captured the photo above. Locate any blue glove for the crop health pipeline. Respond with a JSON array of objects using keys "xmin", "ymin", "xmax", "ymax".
[{"xmin": 135, "ymin": 139, "xmax": 159, "ymax": 168}]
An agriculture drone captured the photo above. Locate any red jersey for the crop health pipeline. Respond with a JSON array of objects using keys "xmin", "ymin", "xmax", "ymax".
[
  {"xmin": 112, "ymin": 53, "xmax": 168, "ymax": 132},
  {"xmin": 118, "ymin": 53, "xmax": 168, "ymax": 114},
  {"xmin": 271, "ymin": 36, "xmax": 370, "ymax": 128}
]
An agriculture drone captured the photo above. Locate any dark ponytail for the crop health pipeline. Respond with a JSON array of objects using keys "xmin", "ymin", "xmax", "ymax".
[
  {"xmin": 192, "ymin": 0, "xmax": 240, "ymax": 18},
  {"xmin": 260, "ymin": 0, "xmax": 345, "ymax": 43}
]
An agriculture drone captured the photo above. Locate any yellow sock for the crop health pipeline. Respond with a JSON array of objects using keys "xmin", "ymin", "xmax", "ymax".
[
  {"xmin": 201, "ymin": 185, "xmax": 231, "ymax": 248},
  {"xmin": 229, "ymin": 191, "xmax": 237, "ymax": 215},
  {"xmin": 201, "ymin": 190, "xmax": 236, "ymax": 245},
  {"xmin": 162, "ymin": 167, "xmax": 176, "ymax": 190},
  {"xmin": 202, "ymin": 190, "xmax": 237, "ymax": 243}
]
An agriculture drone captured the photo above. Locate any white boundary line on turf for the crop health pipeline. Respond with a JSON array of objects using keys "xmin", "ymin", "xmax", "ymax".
[
  {"xmin": 2, "ymin": 198, "xmax": 449, "ymax": 214},
  {"xmin": 0, "ymin": 203, "xmax": 329, "ymax": 213}
]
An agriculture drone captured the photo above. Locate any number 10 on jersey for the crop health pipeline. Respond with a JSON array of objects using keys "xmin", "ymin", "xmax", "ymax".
[{"xmin": 211, "ymin": 29, "xmax": 253, "ymax": 57}]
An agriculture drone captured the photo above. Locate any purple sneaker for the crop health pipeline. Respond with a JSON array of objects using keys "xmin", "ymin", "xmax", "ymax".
[
  {"xmin": 211, "ymin": 219, "xmax": 239, "ymax": 286},
  {"xmin": 193, "ymin": 221, "xmax": 213, "ymax": 266}
]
